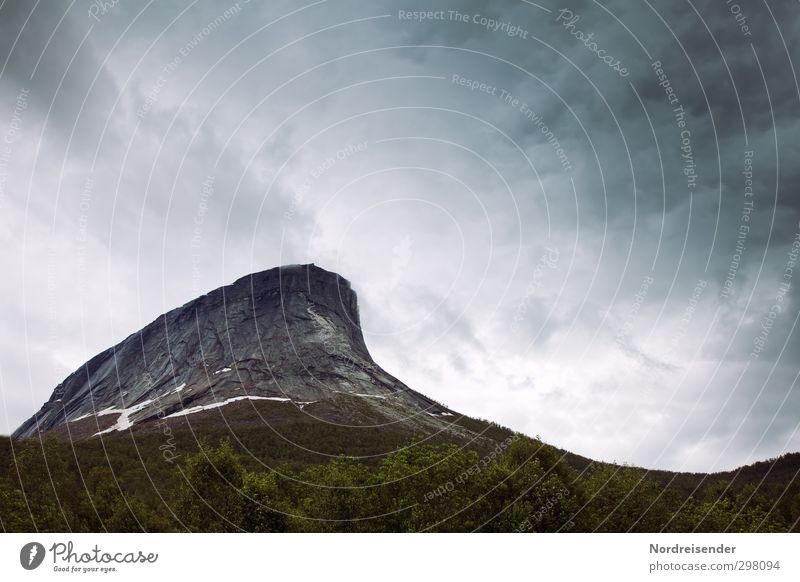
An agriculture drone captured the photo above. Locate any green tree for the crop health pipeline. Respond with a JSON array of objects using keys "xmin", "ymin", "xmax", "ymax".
[
  {"xmin": 10, "ymin": 439, "xmax": 77, "ymax": 531},
  {"xmin": 293, "ymin": 457, "xmax": 376, "ymax": 532},
  {"xmin": 485, "ymin": 438, "xmax": 580, "ymax": 532},
  {"xmin": 670, "ymin": 481, "xmax": 787, "ymax": 532},
  {"xmin": 0, "ymin": 480, "xmax": 36, "ymax": 531},
  {"xmin": 241, "ymin": 470, "xmax": 290, "ymax": 532},
  {"xmin": 376, "ymin": 443, "xmax": 493, "ymax": 532},
  {"xmin": 582, "ymin": 465, "xmax": 670, "ymax": 532},
  {"xmin": 173, "ymin": 439, "xmax": 245, "ymax": 532}
]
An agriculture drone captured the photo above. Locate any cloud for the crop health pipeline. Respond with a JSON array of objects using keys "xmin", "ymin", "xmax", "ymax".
[{"xmin": 1, "ymin": 0, "xmax": 798, "ymax": 472}]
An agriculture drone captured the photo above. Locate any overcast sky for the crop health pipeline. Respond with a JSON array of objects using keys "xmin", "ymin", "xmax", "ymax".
[{"xmin": 1, "ymin": 0, "xmax": 798, "ymax": 472}]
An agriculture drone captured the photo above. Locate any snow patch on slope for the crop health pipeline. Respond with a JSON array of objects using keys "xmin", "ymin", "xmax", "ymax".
[
  {"xmin": 94, "ymin": 398, "xmax": 156, "ymax": 436},
  {"xmin": 165, "ymin": 395, "xmax": 293, "ymax": 418}
]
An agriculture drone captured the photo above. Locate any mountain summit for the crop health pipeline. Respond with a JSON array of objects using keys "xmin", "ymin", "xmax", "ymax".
[
  {"xmin": 9, "ymin": 266, "xmax": 800, "ymax": 535},
  {"xmin": 13, "ymin": 264, "xmax": 454, "ymax": 440}
]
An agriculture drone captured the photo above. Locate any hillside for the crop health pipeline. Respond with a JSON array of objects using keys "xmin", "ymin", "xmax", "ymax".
[
  {"xmin": 4, "ymin": 264, "xmax": 798, "ymax": 532},
  {"xmin": 2, "ymin": 424, "xmax": 797, "ymax": 532}
]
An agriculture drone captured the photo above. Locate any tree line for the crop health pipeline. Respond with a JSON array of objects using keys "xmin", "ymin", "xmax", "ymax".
[{"xmin": 1, "ymin": 432, "xmax": 796, "ymax": 532}]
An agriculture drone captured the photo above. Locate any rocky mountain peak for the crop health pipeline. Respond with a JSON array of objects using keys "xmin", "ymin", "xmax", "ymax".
[{"xmin": 13, "ymin": 264, "xmax": 452, "ymax": 440}]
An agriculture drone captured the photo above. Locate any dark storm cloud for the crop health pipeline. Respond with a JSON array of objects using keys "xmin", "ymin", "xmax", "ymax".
[{"xmin": 0, "ymin": 0, "xmax": 121, "ymax": 159}]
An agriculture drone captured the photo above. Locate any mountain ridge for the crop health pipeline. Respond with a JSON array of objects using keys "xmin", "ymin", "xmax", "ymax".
[
  {"xmin": 5, "ymin": 264, "xmax": 800, "ymax": 532},
  {"xmin": 13, "ymin": 263, "xmax": 454, "ymax": 440}
]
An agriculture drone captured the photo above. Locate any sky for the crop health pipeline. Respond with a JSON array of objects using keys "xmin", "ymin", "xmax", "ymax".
[{"xmin": 0, "ymin": 0, "xmax": 798, "ymax": 472}]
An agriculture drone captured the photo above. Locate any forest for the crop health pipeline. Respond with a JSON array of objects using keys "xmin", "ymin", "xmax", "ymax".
[{"xmin": 1, "ymin": 422, "xmax": 797, "ymax": 533}]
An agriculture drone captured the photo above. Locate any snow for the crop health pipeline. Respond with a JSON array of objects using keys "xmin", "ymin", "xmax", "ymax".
[
  {"xmin": 93, "ymin": 398, "xmax": 155, "ymax": 436},
  {"xmin": 159, "ymin": 382, "xmax": 187, "ymax": 398},
  {"xmin": 165, "ymin": 395, "xmax": 291, "ymax": 419},
  {"xmin": 98, "ymin": 407, "xmax": 121, "ymax": 416},
  {"xmin": 214, "ymin": 368, "xmax": 232, "ymax": 375},
  {"xmin": 69, "ymin": 413, "xmax": 92, "ymax": 423},
  {"xmin": 332, "ymin": 391, "xmax": 386, "ymax": 399}
]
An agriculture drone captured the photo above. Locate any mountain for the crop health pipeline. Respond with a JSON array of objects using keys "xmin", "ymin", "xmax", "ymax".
[
  {"xmin": 13, "ymin": 264, "xmax": 458, "ymax": 441},
  {"xmin": 5, "ymin": 264, "xmax": 799, "ymax": 533}
]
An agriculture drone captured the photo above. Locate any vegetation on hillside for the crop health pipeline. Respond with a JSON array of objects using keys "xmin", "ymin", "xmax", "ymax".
[{"xmin": 1, "ymin": 427, "xmax": 796, "ymax": 532}]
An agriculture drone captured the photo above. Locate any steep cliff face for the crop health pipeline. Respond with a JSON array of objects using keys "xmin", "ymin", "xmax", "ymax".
[{"xmin": 13, "ymin": 264, "xmax": 453, "ymax": 439}]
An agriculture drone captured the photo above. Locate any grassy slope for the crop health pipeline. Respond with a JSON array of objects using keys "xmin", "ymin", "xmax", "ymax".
[{"xmin": 1, "ymin": 399, "xmax": 797, "ymax": 532}]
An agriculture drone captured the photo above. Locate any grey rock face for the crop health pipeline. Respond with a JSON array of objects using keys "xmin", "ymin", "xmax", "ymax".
[{"xmin": 13, "ymin": 264, "xmax": 452, "ymax": 439}]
